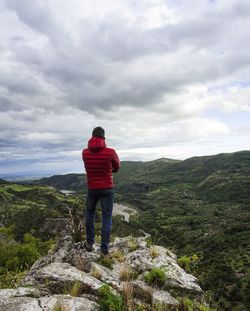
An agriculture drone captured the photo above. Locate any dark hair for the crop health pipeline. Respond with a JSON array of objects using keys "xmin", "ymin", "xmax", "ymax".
[{"xmin": 92, "ymin": 127, "xmax": 105, "ymax": 138}]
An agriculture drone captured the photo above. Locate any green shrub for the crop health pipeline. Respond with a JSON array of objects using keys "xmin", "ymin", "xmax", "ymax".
[
  {"xmin": 98, "ymin": 284, "xmax": 124, "ymax": 311},
  {"xmin": 144, "ymin": 268, "xmax": 166, "ymax": 287},
  {"xmin": 0, "ymin": 229, "xmax": 54, "ymax": 286},
  {"xmin": 178, "ymin": 254, "xmax": 199, "ymax": 274}
]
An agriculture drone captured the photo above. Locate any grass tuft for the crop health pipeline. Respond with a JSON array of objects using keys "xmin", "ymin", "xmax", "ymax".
[
  {"xmin": 96, "ymin": 254, "xmax": 114, "ymax": 269},
  {"xmin": 150, "ymin": 247, "xmax": 159, "ymax": 259},
  {"xmin": 91, "ymin": 266, "xmax": 102, "ymax": 280},
  {"xmin": 98, "ymin": 284, "xmax": 124, "ymax": 311},
  {"xmin": 144, "ymin": 268, "xmax": 166, "ymax": 288},
  {"xmin": 111, "ymin": 249, "xmax": 126, "ymax": 262},
  {"xmin": 122, "ymin": 281, "xmax": 134, "ymax": 310},
  {"xmin": 127, "ymin": 238, "xmax": 139, "ymax": 252},
  {"xmin": 119, "ymin": 266, "xmax": 138, "ymax": 281},
  {"xmin": 69, "ymin": 281, "xmax": 82, "ymax": 297},
  {"xmin": 51, "ymin": 301, "xmax": 70, "ymax": 311}
]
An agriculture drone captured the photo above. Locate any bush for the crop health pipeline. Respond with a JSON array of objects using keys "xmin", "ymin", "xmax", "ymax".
[
  {"xmin": 98, "ymin": 284, "xmax": 124, "ymax": 311},
  {"xmin": 144, "ymin": 268, "xmax": 166, "ymax": 287},
  {"xmin": 0, "ymin": 234, "xmax": 53, "ymax": 272}
]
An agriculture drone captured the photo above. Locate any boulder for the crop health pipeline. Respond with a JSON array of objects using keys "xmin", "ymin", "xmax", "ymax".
[
  {"xmin": 0, "ymin": 294, "xmax": 98, "ymax": 311},
  {"xmin": 152, "ymin": 289, "xmax": 179, "ymax": 308},
  {"xmin": 32, "ymin": 262, "xmax": 104, "ymax": 295}
]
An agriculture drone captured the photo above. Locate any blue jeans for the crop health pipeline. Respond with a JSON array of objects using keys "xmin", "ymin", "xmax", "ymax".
[{"xmin": 85, "ymin": 188, "xmax": 114, "ymax": 253}]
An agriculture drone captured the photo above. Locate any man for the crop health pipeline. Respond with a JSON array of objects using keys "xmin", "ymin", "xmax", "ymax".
[{"xmin": 82, "ymin": 127, "xmax": 120, "ymax": 255}]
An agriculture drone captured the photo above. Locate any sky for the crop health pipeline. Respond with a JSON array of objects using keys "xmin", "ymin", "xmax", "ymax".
[{"xmin": 0, "ymin": 0, "xmax": 250, "ymax": 177}]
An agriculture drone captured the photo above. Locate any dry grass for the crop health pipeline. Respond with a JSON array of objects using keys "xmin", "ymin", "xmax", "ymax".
[
  {"xmin": 111, "ymin": 249, "xmax": 126, "ymax": 262},
  {"xmin": 150, "ymin": 247, "xmax": 159, "ymax": 259},
  {"xmin": 123, "ymin": 281, "xmax": 134, "ymax": 311},
  {"xmin": 119, "ymin": 266, "xmax": 138, "ymax": 282},
  {"xmin": 91, "ymin": 266, "xmax": 102, "ymax": 280},
  {"xmin": 69, "ymin": 281, "xmax": 82, "ymax": 297},
  {"xmin": 127, "ymin": 238, "xmax": 139, "ymax": 252}
]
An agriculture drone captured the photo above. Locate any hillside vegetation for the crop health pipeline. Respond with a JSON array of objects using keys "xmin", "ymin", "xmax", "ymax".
[
  {"xmin": 117, "ymin": 151, "xmax": 250, "ymax": 311},
  {"xmin": 1, "ymin": 150, "xmax": 249, "ymax": 310}
]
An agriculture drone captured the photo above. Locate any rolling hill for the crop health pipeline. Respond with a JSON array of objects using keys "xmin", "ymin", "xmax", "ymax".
[{"xmin": 29, "ymin": 150, "xmax": 250, "ymax": 310}]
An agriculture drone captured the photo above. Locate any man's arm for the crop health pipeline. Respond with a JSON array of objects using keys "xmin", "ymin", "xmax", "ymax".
[{"xmin": 112, "ymin": 150, "xmax": 120, "ymax": 173}]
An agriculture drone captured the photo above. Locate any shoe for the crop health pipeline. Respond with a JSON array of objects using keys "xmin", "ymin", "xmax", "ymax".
[
  {"xmin": 100, "ymin": 249, "xmax": 109, "ymax": 256},
  {"xmin": 84, "ymin": 241, "xmax": 93, "ymax": 252}
]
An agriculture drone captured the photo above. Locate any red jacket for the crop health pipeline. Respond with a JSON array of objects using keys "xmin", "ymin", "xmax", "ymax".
[{"xmin": 82, "ymin": 137, "xmax": 120, "ymax": 189}]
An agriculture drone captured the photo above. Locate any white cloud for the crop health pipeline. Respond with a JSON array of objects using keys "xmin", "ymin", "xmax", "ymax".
[{"xmin": 0, "ymin": 0, "xmax": 250, "ymax": 176}]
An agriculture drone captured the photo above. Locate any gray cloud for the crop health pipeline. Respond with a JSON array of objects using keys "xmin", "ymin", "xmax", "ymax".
[
  {"xmin": 0, "ymin": 96, "xmax": 24, "ymax": 112},
  {"xmin": 3, "ymin": 0, "xmax": 250, "ymax": 113},
  {"xmin": 5, "ymin": 0, "xmax": 59, "ymax": 37}
]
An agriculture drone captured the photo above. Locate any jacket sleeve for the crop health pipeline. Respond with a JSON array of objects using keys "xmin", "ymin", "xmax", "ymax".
[{"xmin": 112, "ymin": 150, "xmax": 120, "ymax": 173}]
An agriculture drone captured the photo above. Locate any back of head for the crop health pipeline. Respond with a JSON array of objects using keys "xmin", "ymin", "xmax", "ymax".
[{"xmin": 92, "ymin": 126, "xmax": 105, "ymax": 139}]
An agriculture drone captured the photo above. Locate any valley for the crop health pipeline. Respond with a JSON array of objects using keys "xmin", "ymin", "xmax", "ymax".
[{"xmin": 0, "ymin": 150, "xmax": 250, "ymax": 310}]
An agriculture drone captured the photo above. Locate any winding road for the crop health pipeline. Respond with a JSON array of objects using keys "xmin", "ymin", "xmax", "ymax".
[{"xmin": 113, "ymin": 203, "xmax": 151, "ymax": 238}]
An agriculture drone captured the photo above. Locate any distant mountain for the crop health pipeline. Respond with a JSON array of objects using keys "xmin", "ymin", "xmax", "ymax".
[
  {"xmin": 28, "ymin": 151, "xmax": 250, "ymax": 198},
  {"xmin": 31, "ymin": 173, "xmax": 86, "ymax": 191},
  {"xmin": 0, "ymin": 178, "xmax": 8, "ymax": 184}
]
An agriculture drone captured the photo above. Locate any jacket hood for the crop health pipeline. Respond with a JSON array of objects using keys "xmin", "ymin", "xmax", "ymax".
[{"xmin": 88, "ymin": 136, "xmax": 106, "ymax": 153}]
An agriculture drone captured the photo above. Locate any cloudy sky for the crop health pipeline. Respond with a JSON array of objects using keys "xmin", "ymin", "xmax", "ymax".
[{"xmin": 0, "ymin": 0, "xmax": 250, "ymax": 177}]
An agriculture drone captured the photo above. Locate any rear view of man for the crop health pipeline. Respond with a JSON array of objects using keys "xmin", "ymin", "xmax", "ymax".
[{"xmin": 82, "ymin": 127, "xmax": 120, "ymax": 255}]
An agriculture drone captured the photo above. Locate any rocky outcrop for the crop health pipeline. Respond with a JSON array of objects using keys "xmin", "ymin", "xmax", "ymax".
[{"xmin": 0, "ymin": 235, "xmax": 204, "ymax": 311}]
